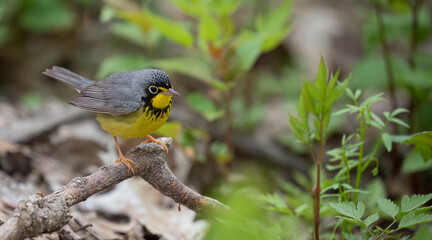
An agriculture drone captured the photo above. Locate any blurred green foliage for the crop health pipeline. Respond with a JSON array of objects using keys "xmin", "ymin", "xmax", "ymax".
[
  {"xmin": 403, "ymin": 131, "xmax": 432, "ymax": 163},
  {"xmin": 19, "ymin": 0, "xmax": 76, "ymax": 32},
  {"xmin": 0, "ymin": 0, "xmax": 91, "ymax": 45},
  {"xmin": 186, "ymin": 92, "xmax": 224, "ymax": 122},
  {"xmin": 205, "ymin": 163, "xmax": 304, "ymax": 239},
  {"xmin": 1, "ymin": 0, "xmax": 431, "ymax": 238},
  {"xmin": 97, "ymin": 0, "xmax": 293, "ymax": 164},
  {"xmin": 353, "ymin": 0, "xmax": 432, "ymax": 135}
]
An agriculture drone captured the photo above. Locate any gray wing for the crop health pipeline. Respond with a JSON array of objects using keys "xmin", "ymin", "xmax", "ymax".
[{"xmin": 69, "ymin": 75, "xmax": 145, "ymax": 116}]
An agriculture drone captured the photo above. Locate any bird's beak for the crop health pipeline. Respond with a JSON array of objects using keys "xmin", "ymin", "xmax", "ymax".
[{"xmin": 162, "ymin": 88, "xmax": 181, "ymax": 96}]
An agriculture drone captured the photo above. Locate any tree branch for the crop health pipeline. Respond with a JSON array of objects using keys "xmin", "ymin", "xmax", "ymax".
[{"xmin": 0, "ymin": 138, "xmax": 228, "ymax": 240}]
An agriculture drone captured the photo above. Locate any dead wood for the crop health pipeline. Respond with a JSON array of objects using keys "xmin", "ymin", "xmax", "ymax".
[{"xmin": 0, "ymin": 137, "xmax": 228, "ymax": 240}]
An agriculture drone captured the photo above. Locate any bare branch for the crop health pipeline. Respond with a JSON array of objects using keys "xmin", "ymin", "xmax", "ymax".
[{"xmin": 0, "ymin": 138, "xmax": 228, "ymax": 239}]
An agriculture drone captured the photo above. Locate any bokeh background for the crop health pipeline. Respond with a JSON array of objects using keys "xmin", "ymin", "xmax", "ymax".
[{"xmin": 0, "ymin": 0, "xmax": 432, "ymax": 239}]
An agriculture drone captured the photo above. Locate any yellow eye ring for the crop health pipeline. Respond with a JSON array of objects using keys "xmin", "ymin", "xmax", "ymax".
[{"xmin": 148, "ymin": 86, "xmax": 158, "ymax": 94}]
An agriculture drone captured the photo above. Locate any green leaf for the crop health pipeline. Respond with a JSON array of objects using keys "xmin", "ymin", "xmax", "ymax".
[
  {"xmin": 186, "ymin": 92, "xmax": 224, "ymax": 121},
  {"xmin": 378, "ymin": 198, "xmax": 399, "ymax": 219},
  {"xmin": 210, "ymin": 141, "xmax": 231, "ymax": 163},
  {"xmin": 329, "ymin": 201, "xmax": 365, "ymax": 220},
  {"xmin": 404, "ymin": 131, "xmax": 432, "ymax": 146},
  {"xmin": 382, "ymin": 133, "xmax": 392, "ymax": 152},
  {"xmin": 20, "ymin": 92, "xmax": 44, "ymax": 110},
  {"xmin": 342, "ymin": 232, "xmax": 361, "ymax": 240},
  {"xmin": 305, "ymin": 81, "xmax": 323, "ymax": 106},
  {"xmin": 145, "ymin": 10, "xmax": 193, "ymax": 47},
  {"xmin": 415, "ymin": 205, "xmax": 432, "ymax": 214},
  {"xmin": 198, "ymin": 14, "xmax": 221, "ymax": 43},
  {"xmin": 390, "ymin": 108, "xmax": 409, "ymax": 118},
  {"xmin": 154, "ymin": 121, "xmax": 182, "ymax": 140},
  {"xmin": 346, "ymin": 88, "xmax": 355, "ymax": 100},
  {"xmin": 401, "ymin": 194, "xmax": 432, "ymax": 213},
  {"xmin": 354, "ymin": 89, "xmax": 361, "ymax": 100},
  {"xmin": 111, "ymin": 22, "xmax": 149, "ymax": 48},
  {"xmin": 208, "ymin": 0, "xmax": 240, "ymax": 17},
  {"xmin": 315, "ymin": 58, "xmax": 328, "ymax": 98},
  {"xmin": 97, "ymin": 55, "xmax": 150, "ymax": 79},
  {"xmin": 100, "ymin": 6, "xmax": 116, "ymax": 23},
  {"xmin": 361, "ymin": 92, "xmax": 385, "ymax": 107},
  {"xmin": 152, "ymin": 57, "xmax": 230, "ymax": 90},
  {"xmin": 299, "ymin": 82, "xmax": 315, "ymax": 118},
  {"xmin": 333, "ymin": 107, "xmax": 355, "ymax": 116},
  {"xmin": 398, "ymin": 212, "xmax": 432, "ymax": 229},
  {"xmin": 19, "ymin": 0, "xmax": 76, "ymax": 32},
  {"xmin": 402, "ymin": 150, "xmax": 432, "ymax": 174},
  {"xmin": 259, "ymin": 193, "xmax": 294, "ymax": 215},
  {"xmin": 235, "ymin": 35, "xmax": 263, "ymax": 75},
  {"xmin": 371, "ymin": 112, "xmax": 385, "ymax": 130},
  {"xmin": 328, "ymin": 75, "xmax": 351, "ymax": 107},
  {"xmin": 411, "ymin": 225, "xmax": 432, "ymax": 240},
  {"xmin": 389, "ymin": 118, "xmax": 410, "ymax": 129},
  {"xmin": 255, "ymin": 0, "xmax": 291, "ymax": 34},
  {"xmin": 288, "ymin": 115, "xmax": 308, "ymax": 144},
  {"xmin": 364, "ymin": 213, "xmax": 379, "ymax": 227},
  {"xmin": 336, "ymin": 216, "xmax": 365, "ymax": 226},
  {"xmin": 255, "ymin": 0, "xmax": 292, "ymax": 52},
  {"xmin": 403, "ymin": 131, "xmax": 432, "ymax": 162},
  {"xmin": 166, "ymin": 0, "xmax": 202, "ymax": 17}
]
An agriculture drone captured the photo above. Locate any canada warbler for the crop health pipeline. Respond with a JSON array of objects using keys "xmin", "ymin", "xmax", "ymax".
[{"xmin": 43, "ymin": 67, "xmax": 180, "ymax": 173}]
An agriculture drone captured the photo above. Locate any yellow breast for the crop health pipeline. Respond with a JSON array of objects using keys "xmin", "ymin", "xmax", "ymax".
[{"xmin": 96, "ymin": 94, "xmax": 172, "ymax": 139}]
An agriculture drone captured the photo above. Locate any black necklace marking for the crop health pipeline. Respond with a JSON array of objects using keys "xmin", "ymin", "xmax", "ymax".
[{"xmin": 141, "ymin": 97, "xmax": 172, "ymax": 121}]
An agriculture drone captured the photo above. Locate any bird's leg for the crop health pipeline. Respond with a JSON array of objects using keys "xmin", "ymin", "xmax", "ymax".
[
  {"xmin": 140, "ymin": 135, "xmax": 168, "ymax": 152},
  {"xmin": 113, "ymin": 136, "xmax": 136, "ymax": 174}
]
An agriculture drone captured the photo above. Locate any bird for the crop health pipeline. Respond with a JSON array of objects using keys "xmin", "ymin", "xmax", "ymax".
[{"xmin": 43, "ymin": 66, "xmax": 180, "ymax": 174}]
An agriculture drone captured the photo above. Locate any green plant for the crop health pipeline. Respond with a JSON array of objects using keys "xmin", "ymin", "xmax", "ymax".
[
  {"xmin": 353, "ymin": 0, "xmax": 432, "ymax": 134},
  {"xmin": 330, "ymin": 194, "xmax": 432, "ymax": 239},
  {"xmin": 264, "ymin": 60, "xmax": 432, "ymax": 239},
  {"xmin": 328, "ymin": 89, "xmax": 409, "ymax": 203},
  {"xmin": 403, "ymin": 131, "xmax": 432, "ymax": 163},
  {"xmin": 288, "ymin": 59, "xmax": 350, "ymax": 239},
  {"xmin": 98, "ymin": 0, "xmax": 293, "ymax": 166}
]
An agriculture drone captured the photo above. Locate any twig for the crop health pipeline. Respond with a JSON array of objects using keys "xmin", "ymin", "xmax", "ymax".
[
  {"xmin": 0, "ymin": 138, "xmax": 228, "ymax": 240},
  {"xmin": 408, "ymin": 0, "xmax": 423, "ymax": 69},
  {"xmin": 373, "ymin": 2, "xmax": 397, "ymax": 112}
]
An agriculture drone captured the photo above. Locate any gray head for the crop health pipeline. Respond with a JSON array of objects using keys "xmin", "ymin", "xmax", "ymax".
[{"xmin": 107, "ymin": 69, "xmax": 172, "ymax": 89}]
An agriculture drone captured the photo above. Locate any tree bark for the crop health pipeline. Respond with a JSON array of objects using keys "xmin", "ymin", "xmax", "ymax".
[{"xmin": 0, "ymin": 138, "xmax": 228, "ymax": 240}]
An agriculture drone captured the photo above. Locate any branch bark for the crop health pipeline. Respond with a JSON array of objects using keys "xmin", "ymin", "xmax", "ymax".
[{"xmin": 0, "ymin": 138, "xmax": 228, "ymax": 240}]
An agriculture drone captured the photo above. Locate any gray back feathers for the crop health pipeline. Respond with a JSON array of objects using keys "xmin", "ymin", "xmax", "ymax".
[{"xmin": 43, "ymin": 67, "xmax": 171, "ymax": 116}]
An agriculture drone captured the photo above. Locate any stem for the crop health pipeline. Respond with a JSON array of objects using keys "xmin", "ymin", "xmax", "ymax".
[
  {"xmin": 313, "ymin": 147, "xmax": 322, "ymax": 240},
  {"xmin": 376, "ymin": 219, "xmax": 398, "ymax": 239},
  {"xmin": 224, "ymin": 87, "xmax": 234, "ymax": 172},
  {"xmin": 373, "ymin": 2, "xmax": 398, "ymax": 112},
  {"xmin": 211, "ymin": 43, "xmax": 234, "ymax": 173},
  {"xmin": 361, "ymin": 137, "xmax": 382, "ymax": 172},
  {"xmin": 408, "ymin": 0, "xmax": 422, "ymax": 69},
  {"xmin": 361, "ymin": 119, "xmax": 390, "ymax": 172},
  {"xmin": 353, "ymin": 117, "xmax": 366, "ymax": 202},
  {"xmin": 408, "ymin": 0, "xmax": 424, "ymax": 133},
  {"xmin": 313, "ymin": 118, "xmax": 326, "ymax": 240},
  {"xmin": 367, "ymin": 227, "xmax": 377, "ymax": 240},
  {"xmin": 341, "ymin": 147, "xmax": 350, "ymax": 201}
]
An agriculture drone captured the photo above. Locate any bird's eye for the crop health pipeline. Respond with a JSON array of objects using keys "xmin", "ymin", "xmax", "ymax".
[{"xmin": 148, "ymin": 86, "xmax": 159, "ymax": 94}]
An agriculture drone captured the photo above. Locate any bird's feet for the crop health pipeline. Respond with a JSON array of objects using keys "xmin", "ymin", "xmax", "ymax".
[
  {"xmin": 115, "ymin": 155, "xmax": 136, "ymax": 174},
  {"xmin": 140, "ymin": 135, "xmax": 168, "ymax": 152},
  {"xmin": 113, "ymin": 136, "xmax": 136, "ymax": 174}
]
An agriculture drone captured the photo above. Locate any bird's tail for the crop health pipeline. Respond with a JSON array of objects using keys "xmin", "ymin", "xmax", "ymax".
[{"xmin": 43, "ymin": 66, "xmax": 95, "ymax": 93}]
